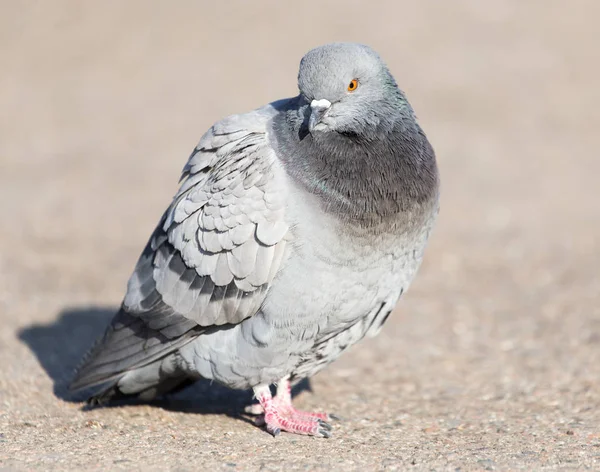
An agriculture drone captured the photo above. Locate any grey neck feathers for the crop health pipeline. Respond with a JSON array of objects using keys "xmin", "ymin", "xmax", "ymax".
[{"xmin": 269, "ymin": 97, "xmax": 439, "ymax": 228}]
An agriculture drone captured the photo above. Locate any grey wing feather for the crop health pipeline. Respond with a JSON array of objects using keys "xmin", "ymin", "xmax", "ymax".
[
  {"xmin": 69, "ymin": 306, "xmax": 199, "ymax": 391},
  {"xmin": 70, "ymin": 102, "xmax": 290, "ymax": 391}
]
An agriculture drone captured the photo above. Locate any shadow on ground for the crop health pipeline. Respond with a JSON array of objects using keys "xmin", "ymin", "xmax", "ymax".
[
  {"xmin": 18, "ymin": 306, "xmax": 311, "ymax": 418},
  {"xmin": 18, "ymin": 306, "xmax": 115, "ymax": 401}
]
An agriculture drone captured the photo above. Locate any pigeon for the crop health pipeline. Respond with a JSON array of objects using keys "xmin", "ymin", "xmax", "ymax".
[{"xmin": 70, "ymin": 42, "xmax": 439, "ymax": 438}]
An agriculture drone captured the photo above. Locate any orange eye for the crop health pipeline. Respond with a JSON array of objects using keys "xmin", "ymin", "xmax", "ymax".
[{"xmin": 347, "ymin": 79, "xmax": 358, "ymax": 92}]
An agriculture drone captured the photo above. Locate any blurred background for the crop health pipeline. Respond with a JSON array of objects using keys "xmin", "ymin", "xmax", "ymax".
[{"xmin": 1, "ymin": 1, "xmax": 599, "ymax": 470}]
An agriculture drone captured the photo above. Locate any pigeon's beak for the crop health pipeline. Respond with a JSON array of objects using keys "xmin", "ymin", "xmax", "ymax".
[{"xmin": 309, "ymin": 99, "xmax": 331, "ymax": 133}]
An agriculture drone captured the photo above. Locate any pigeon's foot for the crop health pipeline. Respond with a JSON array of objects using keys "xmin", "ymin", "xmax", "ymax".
[
  {"xmin": 246, "ymin": 402, "xmax": 331, "ymax": 421},
  {"xmin": 252, "ymin": 380, "xmax": 332, "ymax": 438},
  {"xmin": 256, "ymin": 404, "xmax": 332, "ymax": 438},
  {"xmin": 245, "ymin": 377, "xmax": 332, "ymax": 420},
  {"xmin": 248, "ymin": 401, "xmax": 331, "ymax": 421}
]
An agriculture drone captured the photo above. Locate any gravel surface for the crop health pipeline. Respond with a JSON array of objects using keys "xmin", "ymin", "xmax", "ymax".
[{"xmin": 1, "ymin": 1, "xmax": 599, "ymax": 470}]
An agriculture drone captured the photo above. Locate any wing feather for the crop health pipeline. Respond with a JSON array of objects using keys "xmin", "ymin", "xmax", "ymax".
[{"xmin": 70, "ymin": 102, "xmax": 291, "ymax": 391}]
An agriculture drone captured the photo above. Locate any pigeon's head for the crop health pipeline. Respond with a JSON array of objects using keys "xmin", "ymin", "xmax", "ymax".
[{"xmin": 297, "ymin": 43, "xmax": 412, "ymax": 137}]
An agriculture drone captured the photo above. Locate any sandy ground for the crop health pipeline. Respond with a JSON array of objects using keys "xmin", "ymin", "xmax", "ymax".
[{"xmin": 1, "ymin": 1, "xmax": 599, "ymax": 470}]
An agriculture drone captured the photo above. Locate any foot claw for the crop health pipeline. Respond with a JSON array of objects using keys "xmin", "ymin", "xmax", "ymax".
[
  {"xmin": 329, "ymin": 413, "xmax": 342, "ymax": 421},
  {"xmin": 269, "ymin": 427, "xmax": 281, "ymax": 437},
  {"xmin": 317, "ymin": 419, "xmax": 332, "ymax": 431},
  {"xmin": 318, "ymin": 428, "xmax": 332, "ymax": 438}
]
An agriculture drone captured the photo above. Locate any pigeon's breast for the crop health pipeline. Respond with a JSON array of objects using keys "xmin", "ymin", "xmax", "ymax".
[{"xmin": 261, "ymin": 179, "xmax": 437, "ymax": 330}]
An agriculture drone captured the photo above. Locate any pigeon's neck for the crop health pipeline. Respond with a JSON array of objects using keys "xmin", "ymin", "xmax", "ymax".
[{"xmin": 270, "ymin": 100, "xmax": 439, "ymax": 228}]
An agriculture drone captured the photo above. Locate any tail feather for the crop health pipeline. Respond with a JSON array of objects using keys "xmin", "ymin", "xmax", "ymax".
[
  {"xmin": 69, "ymin": 307, "xmax": 198, "ymax": 392},
  {"xmin": 86, "ymin": 358, "xmax": 197, "ymax": 405}
]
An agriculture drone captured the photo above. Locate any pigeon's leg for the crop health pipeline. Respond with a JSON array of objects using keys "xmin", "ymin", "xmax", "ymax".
[
  {"xmin": 245, "ymin": 377, "xmax": 331, "ymax": 421},
  {"xmin": 273, "ymin": 377, "xmax": 331, "ymax": 421},
  {"xmin": 253, "ymin": 384, "xmax": 331, "ymax": 438}
]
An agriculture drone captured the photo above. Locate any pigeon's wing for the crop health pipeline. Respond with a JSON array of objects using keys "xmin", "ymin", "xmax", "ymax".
[{"xmin": 70, "ymin": 102, "xmax": 290, "ymax": 390}]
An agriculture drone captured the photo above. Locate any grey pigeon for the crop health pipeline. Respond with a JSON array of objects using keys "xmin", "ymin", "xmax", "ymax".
[{"xmin": 70, "ymin": 42, "xmax": 439, "ymax": 438}]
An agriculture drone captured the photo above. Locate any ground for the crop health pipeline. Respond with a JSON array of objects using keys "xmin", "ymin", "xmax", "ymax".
[{"xmin": 1, "ymin": 1, "xmax": 599, "ymax": 470}]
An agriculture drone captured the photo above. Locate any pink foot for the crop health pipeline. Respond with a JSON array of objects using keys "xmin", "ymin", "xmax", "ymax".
[
  {"xmin": 244, "ymin": 399, "xmax": 332, "ymax": 422},
  {"xmin": 250, "ymin": 379, "xmax": 334, "ymax": 438}
]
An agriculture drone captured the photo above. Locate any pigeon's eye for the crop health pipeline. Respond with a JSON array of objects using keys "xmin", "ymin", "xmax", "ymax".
[{"xmin": 347, "ymin": 79, "xmax": 359, "ymax": 92}]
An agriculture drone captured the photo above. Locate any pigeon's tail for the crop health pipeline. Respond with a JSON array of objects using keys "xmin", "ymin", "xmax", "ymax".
[
  {"xmin": 86, "ymin": 358, "xmax": 197, "ymax": 406},
  {"xmin": 69, "ymin": 307, "xmax": 198, "ymax": 402}
]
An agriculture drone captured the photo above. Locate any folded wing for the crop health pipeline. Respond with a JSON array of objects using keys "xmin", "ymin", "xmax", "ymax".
[{"xmin": 70, "ymin": 104, "xmax": 290, "ymax": 391}]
